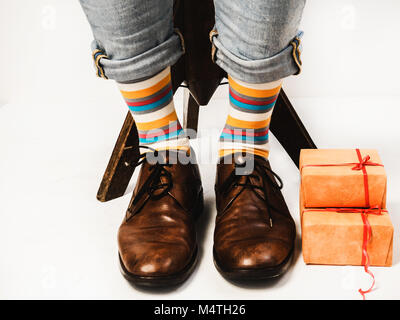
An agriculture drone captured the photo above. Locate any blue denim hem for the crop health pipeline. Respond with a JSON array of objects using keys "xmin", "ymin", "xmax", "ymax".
[
  {"xmin": 91, "ymin": 31, "xmax": 184, "ymax": 83},
  {"xmin": 211, "ymin": 31, "xmax": 303, "ymax": 84}
]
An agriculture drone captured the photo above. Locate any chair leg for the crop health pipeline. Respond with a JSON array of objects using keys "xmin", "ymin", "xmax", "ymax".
[
  {"xmin": 182, "ymin": 88, "xmax": 200, "ymax": 138},
  {"xmin": 269, "ymin": 88, "xmax": 317, "ymax": 168},
  {"xmin": 97, "ymin": 112, "xmax": 139, "ymax": 202}
]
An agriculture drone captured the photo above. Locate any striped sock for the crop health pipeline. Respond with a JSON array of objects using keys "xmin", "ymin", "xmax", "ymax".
[
  {"xmin": 117, "ymin": 67, "xmax": 189, "ymax": 154},
  {"xmin": 219, "ymin": 75, "xmax": 282, "ymax": 159}
]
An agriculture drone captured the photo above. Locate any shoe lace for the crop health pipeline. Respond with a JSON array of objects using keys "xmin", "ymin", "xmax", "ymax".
[
  {"xmin": 129, "ymin": 146, "xmax": 173, "ymax": 205},
  {"xmin": 220, "ymin": 159, "xmax": 283, "ymax": 195},
  {"xmin": 218, "ymin": 158, "xmax": 284, "ymax": 224}
]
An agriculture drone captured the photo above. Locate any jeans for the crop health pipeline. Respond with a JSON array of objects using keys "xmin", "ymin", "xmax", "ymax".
[{"xmin": 79, "ymin": 0, "xmax": 306, "ymax": 84}]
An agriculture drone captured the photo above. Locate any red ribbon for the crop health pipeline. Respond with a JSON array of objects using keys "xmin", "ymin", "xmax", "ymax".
[
  {"xmin": 303, "ymin": 207, "xmax": 386, "ymax": 299},
  {"xmin": 301, "ymin": 149, "xmax": 385, "ymax": 299},
  {"xmin": 353, "ymin": 149, "xmax": 377, "ymax": 208}
]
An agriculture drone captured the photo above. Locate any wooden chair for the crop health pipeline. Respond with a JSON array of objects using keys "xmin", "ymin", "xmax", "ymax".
[{"xmin": 96, "ymin": 0, "xmax": 317, "ymax": 202}]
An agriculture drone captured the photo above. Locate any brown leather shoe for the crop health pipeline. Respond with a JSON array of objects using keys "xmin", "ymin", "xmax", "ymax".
[
  {"xmin": 118, "ymin": 149, "xmax": 203, "ymax": 287},
  {"xmin": 213, "ymin": 153, "xmax": 295, "ymax": 281}
]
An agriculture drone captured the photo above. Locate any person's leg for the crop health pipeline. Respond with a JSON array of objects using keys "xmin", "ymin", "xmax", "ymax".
[
  {"xmin": 117, "ymin": 67, "xmax": 189, "ymax": 152},
  {"xmin": 212, "ymin": 0, "xmax": 305, "ymax": 159},
  {"xmin": 80, "ymin": 0, "xmax": 188, "ymax": 152},
  {"xmin": 212, "ymin": 0, "xmax": 306, "ymax": 280},
  {"xmin": 212, "ymin": 0, "xmax": 305, "ymax": 84},
  {"xmin": 218, "ymin": 76, "xmax": 282, "ymax": 159},
  {"xmin": 80, "ymin": 0, "xmax": 203, "ymax": 287}
]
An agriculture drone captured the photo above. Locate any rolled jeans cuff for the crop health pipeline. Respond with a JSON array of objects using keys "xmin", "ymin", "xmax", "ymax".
[
  {"xmin": 91, "ymin": 29, "xmax": 185, "ymax": 83},
  {"xmin": 210, "ymin": 30, "xmax": 303, "ymax": 84}
]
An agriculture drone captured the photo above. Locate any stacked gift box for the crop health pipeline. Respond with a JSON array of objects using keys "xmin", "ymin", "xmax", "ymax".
[{"xmin": 299, "ymin": 149, "xmax": 394, "ymax": 297}]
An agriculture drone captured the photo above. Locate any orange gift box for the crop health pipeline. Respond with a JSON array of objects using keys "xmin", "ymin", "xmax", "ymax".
[
  {"xmin": 300, "ymin": 195, "xmax": 393, "ymax": 266},
  {"xmin": 300, "ymin": 149, "xmax": 387, "ymax": 208}
]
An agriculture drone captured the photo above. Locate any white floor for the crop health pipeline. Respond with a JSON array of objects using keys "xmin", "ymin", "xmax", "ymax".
[{"xmin": 1, "ymin": 87, "xmax": 400, "ymax": 300}]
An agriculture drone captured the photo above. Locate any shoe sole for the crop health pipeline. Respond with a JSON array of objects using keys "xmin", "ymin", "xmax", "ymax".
[
  {"xmin": 118, "ymin": 189, "xmax": 204, "ymax": 288},
  {"xmin": 213, "ymin": 246, "xmax": 294, "ymax": 281},
  {"xmin": 119, "ymin": 246, "xmax": 198, "ymax": 288}
]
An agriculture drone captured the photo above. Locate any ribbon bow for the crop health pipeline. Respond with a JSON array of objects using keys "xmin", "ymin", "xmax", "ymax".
[
  {"xmin": 352, "ymin": 149, "xmax": 383, "ymax": 208},
  {"xmin": 352, "ymin": 155, "xmax": 372, "ymax": 170}
]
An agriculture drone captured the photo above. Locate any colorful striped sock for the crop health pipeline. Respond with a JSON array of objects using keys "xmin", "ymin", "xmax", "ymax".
[
  {"xmin": 219, "ymin": 75, "xmax": 282, "ymax": 159},
  {"xmin": 117, "ymin": 67, "xmax": 189, "ymax": 154}
]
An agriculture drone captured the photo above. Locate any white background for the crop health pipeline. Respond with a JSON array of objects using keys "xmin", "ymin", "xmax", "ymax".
[{"xmin": 0, "ymin": 0, "xmax": 400, "ymax": 299}]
